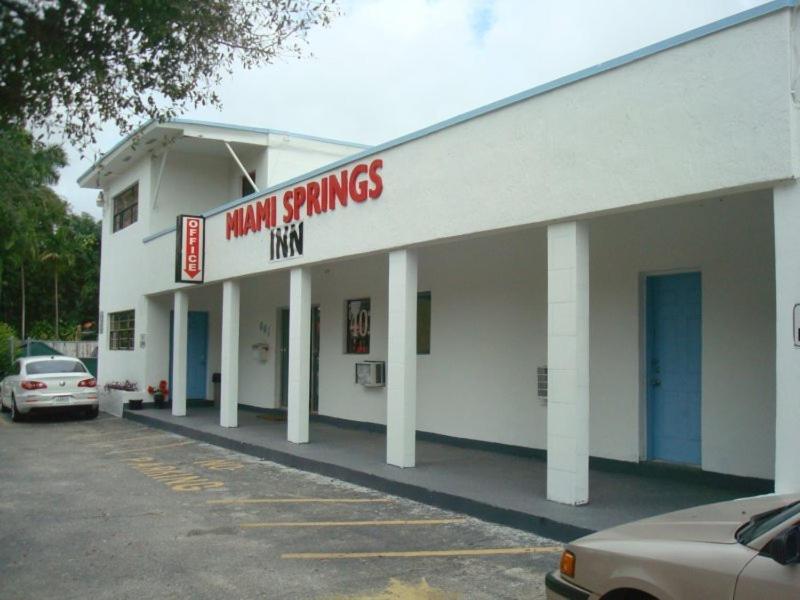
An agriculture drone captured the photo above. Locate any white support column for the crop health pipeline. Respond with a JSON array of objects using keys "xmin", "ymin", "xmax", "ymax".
[
  {"xmin": 171, "ymin": 290, "xmax": 189, "ymax": 417},
  {"xmin": 546, "ymin": 221, "xmax": 590, "ymax": 505},
  {"xmin": 387, "ymin": 249, "xmax": 418, "ymax": 468},
  {"xmin": 142, "ymin": 296, "xmax": 170, "ymax": 418},
  {"xmin": 220, "ymin": 279, "xmax": 240, "ymax": 428},
  {"xmin": 287, "ymin": 268, "xmax": 312, "ymax": 444},
  {"xmin": 773, "ymin": 182, "xmax": 800, "ymax": 493}
]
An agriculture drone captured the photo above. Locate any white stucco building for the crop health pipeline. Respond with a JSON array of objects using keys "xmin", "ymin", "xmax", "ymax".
[{"xmin": 81, "ymin": 1, "xmax": 800, "ymax": 506}]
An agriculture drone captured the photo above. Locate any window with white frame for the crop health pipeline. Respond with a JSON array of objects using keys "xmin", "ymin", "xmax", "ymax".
[{"xmin": 109, "ymin": 310, "xmax": 135, "ymax": 350}]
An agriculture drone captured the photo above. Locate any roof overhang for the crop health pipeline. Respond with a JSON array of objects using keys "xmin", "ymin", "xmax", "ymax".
[
  {"xmin": 77, "ymin": 119, "xmax": 367, "ymax": 190},
  {"xmin": 78, "ymin": 121, "xmax": 185, "ymax": 189}
]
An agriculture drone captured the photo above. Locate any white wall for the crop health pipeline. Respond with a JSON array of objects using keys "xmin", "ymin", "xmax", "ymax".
[
  {"xmin": 590, "ymin": 191, "xmax": 775, "ymax": 478},
  {"xmin": 314, "ymin": 255, "xmax": 391, "ymax": 423},
  {"xmin": 95, "ymin": 9, "xmax": 785, "ymax": 481},
  {"xmin": 144, "ymin": 295, "xmax": 171, "ymax": 393},
  {"xmin": 236, "ymin": 273, "xmax": 289, "ymax": 408},
  {"xmin": 134, "ymin": 9, "xmax": 795, "ymax": 294},
  {"xmin": 140, "ymin": 284, "xmax": 223, "ymax": 402},
  {"xmin": 225, "ymin": 147, "xmax": 268, "ymax": 201},
  {"xmin": 96, "ymin": 133, "xmax": 360, "ymax": 394},
  {"xmin": 229, "ymin": 191, "xmax": 775, "ymax": 479},
  {"xmin": 149, "ymin": 152, "xmax": 231, "ymax": 234},
  {"xmin": 96, "ymin": 156, "xmax": 152, "ymax": 389},
  {"xmin": 266, "ymin": 135, "xmax": 366, "ymax": 187},
  {"xmin": 773, "ymin": 180, "xmax": 800, "ymax": 493}
]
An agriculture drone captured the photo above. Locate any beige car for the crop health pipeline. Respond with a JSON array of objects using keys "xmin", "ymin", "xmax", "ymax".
[{"xmin": 546, "ymin": 493, "xmax": 800, "ymax": 600}]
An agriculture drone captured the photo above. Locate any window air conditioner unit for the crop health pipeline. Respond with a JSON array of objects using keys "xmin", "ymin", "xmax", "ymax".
[{"xmin": 355, "ymin": 361, "xmax": 385, "ymax": 387}]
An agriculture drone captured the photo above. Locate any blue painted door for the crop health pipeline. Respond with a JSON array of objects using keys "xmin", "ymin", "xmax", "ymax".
[
  {"xmin": 169, "ymin": 311, "xmax": 209, "ymax": 400},
  {"xmin": 646, "ymin": 273, "xmax": 702, "ymax": 465},
  {"xmin": 187, "ymin": 312, "xmax": 208, "ymax": 399}
]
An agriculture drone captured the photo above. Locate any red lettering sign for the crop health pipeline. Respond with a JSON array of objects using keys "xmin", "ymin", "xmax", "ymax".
[{"xmin": 225, "ymin": 158, "xmax": 384, "ymax": 240}]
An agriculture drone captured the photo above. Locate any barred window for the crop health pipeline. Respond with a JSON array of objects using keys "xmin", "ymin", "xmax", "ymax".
[
  {"xmin": 109, "ymin": 310, "xmax": 135, "ymax": 351},
  {"xmin": 113, "ymin": 183, "xmax": 138, "ymax": 232}
]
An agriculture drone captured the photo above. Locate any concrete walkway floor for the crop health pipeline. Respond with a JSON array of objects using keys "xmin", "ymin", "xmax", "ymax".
[{"xmin": 123, "ymin": 406, "xmax": 771, "ymax": 542}]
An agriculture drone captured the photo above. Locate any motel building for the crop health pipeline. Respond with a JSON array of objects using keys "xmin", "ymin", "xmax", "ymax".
[{"xmin": 81, "ymin": 2, "xmax": 800, "ymax": 508}]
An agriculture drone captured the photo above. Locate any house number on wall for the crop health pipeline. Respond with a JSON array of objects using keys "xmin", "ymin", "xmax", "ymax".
[{"xmin": 350, "ymin": 310, "xmax": 369, "ymax": 337}]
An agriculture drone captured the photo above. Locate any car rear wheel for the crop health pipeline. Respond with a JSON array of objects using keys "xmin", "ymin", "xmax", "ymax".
[
  {"xmin": 10, "ymin": 397, "xmax": 24, "ymax": 423},
  {"xmin": 84, "ymin": 406, "xmax": 99, "ymax": 419}
]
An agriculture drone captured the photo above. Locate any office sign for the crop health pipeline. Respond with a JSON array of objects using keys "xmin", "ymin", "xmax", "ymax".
[{"xmin": 175, "ymin": 215, "xmax": 205, "ymax": 284}]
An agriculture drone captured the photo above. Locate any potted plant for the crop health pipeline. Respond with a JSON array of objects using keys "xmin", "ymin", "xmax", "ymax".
[
  {"xmin": 103, "ymin": 381, "xmax": 142, "ymax": 410},
  {"xmin": 147, "ymin": 380, "xmax": 170, "ymax": 409}
]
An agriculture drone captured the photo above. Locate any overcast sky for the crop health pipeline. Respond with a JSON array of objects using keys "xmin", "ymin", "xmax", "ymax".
[{"xmin": 56, "ymin": 0, "xmax": 764, "ymax": 219}]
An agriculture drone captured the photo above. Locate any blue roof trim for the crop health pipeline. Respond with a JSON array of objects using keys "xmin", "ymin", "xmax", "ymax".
[
  {"xmin": 143, "ymin": 226, "xmax": 175, "ymax": 243},
  {"xmin": 142, "ymin": 0, "xmax": 797, "ymax": 245}
]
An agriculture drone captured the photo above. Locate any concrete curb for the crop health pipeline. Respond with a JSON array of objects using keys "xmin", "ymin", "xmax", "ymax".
[{"xmin": 123, "ymin": 410, "xmax": 593, "ymax": 543}]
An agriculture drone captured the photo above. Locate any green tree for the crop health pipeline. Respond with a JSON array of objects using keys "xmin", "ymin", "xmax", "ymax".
[
  {"xmin": 0, "ymin": 0, "xmax": 338, "ymax": 146},
  {"xmin": 50, "ymin": 211, "xmax": 101, "ymax": 337},
  {"xmin": 0, "ymin": 321, "xmax": 16, "ymax": 377},
  {"xmin": 0, "ymin": 126, "xmax": 68, "ymax": 338},
  {"xmin": 41, "ymin": 226, "xmax": 75, "ymax": 339},
  {"xmin": 5, "ymin": 188, "xmax": 68, "ymax": 339},
  {"xmin": 0, "ymin": 125, "xmax": 103, "ymax": 341}
]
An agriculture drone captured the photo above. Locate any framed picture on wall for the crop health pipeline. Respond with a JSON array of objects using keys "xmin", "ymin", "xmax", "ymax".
[{"xmin": 346, "ymin": 298, "xmax": 371, "ymax": 354}]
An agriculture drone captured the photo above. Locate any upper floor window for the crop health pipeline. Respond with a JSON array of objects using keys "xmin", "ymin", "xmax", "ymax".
[
  {"xmin": 241, "ymin": 171, "xmax": 257, "ymax": 197},
  {"xmin": 113, "ymin": 183, "xmax": 138, "ymax": 232},
  {"xmin": 109, "ymin": 310, "xmax": 135, "ymax": 351}
]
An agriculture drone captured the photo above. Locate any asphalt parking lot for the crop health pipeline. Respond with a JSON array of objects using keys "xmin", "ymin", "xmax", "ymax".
[{"xmin": 0, "ymin": 413, "xmax": 561, "ymax": 599}]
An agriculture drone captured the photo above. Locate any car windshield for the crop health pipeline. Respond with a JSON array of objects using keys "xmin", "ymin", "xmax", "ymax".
[
  {"xmin": 737, "ymin": 500, "xmax": 800, "ymax": 545},
  {"xmin": 25, "ymin": 360, "xmax": 87, "ymax": 375}
]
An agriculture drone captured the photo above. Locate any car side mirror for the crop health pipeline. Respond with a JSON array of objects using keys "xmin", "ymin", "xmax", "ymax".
[{"xmin": 770, "ymin": 526, "xmax": 800, "ymax": 565}]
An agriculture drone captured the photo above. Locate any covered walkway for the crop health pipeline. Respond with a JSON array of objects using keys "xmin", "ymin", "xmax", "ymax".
[{"xmin": 123, "ymin": 406, "xmax": 771, "ymax": 542}]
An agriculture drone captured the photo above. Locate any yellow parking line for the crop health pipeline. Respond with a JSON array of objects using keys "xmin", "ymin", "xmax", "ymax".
[
  {"xmin": 89, "ymin": 433, "xmax": 167, "ymax": 446},
  {"xmin": 106, "ymin": 440, "xmax": 193, "ymax": 455},
  {"xmin": 207, "ymin": 497, "xmax": 394, "ymax": 505},
  {"xmin": 241, "ymin": 518, "xmax": 465, "ymax": 529},
  {"xmin": 282, "ymin": 546, "xmax": 563, "ymax": 560},
  {"xmin": 70, "ymin": 428, "xmax": 147, "ymax": 440}
]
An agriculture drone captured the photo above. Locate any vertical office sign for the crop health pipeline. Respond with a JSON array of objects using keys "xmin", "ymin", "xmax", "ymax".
[{"xmin": 175, "ymin": 215, "xmax": 205, "ymax": 284}]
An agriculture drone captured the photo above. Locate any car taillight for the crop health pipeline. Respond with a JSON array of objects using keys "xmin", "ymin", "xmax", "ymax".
[
  {"xmin": 21, "ymin": 380, "xmax": 47, "ymax": 390},
  {"xmin": 560, "ymin": 550, "xmax": 576, "ymax": 578},
  {"xmin": 78, "ymin": 378, "xmax": 97, "ymax": 388}
]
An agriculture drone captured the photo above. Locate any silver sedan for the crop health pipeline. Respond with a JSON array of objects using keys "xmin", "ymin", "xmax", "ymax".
[{"xmin": 1, "ymin": 356, "xmax": 99, "ymax": 422}]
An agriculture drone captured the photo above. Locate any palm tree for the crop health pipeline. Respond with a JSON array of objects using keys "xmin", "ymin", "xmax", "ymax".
[{"xmin": 41, "ymin": 221, "xmax": 74, "ymax": 340}]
